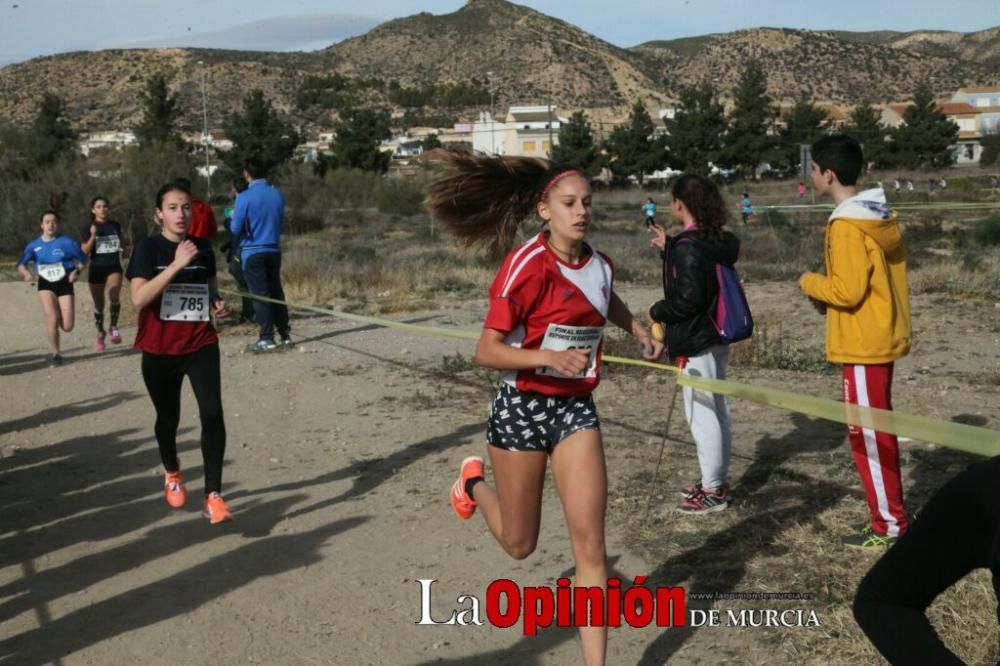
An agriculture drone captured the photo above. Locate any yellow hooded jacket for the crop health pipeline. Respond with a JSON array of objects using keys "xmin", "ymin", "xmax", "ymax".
[{"xmin": 800, "ymin": 188, "xmax": 911, "ymax": 364}]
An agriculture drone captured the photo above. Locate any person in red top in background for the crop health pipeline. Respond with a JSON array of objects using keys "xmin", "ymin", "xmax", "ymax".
[
  {"xmin": 173, "ymin": 177, "xmax": 217, "ymax": 241},
  {"xmin": 126, "ymin": 181, "xmax": 233, "ymax": 524},
  {"xmin": 426, "ymin": 151, "xmax": 662, "ymax": 666}
]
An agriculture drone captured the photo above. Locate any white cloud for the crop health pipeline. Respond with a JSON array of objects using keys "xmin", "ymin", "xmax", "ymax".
[{"xmin": 113, "ymin": 13, "xmax": 382, "ymax": 53}]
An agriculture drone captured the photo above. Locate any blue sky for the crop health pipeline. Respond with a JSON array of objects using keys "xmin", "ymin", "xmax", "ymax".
[{"xmin": 1, "ymin": 0, "xmax": 996, "ymax": 66}]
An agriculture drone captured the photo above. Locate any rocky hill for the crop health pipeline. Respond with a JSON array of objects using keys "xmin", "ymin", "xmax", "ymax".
[
  {"xmin": 636, "ymin": 26, "xmax": 999, "ymax": 103},
  {"xmin": 0, "ymin": 0, "xmax": 996, "ymax": 131},
  {"xmin": 317, "ymin": 0, "xmax": 664, "ymax": 109}
]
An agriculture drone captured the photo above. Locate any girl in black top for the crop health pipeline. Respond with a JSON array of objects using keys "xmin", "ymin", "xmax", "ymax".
[
  {"xmin": 126, "ymin": 182, "xmax": 233, "ymax": 524},
  {"xmin": 80, "ymin": 196, "xmax": 125, "ymax": 350},
  {"xmin": 648, "ymin": 174, "xmax": 741, "ymax": 514}
]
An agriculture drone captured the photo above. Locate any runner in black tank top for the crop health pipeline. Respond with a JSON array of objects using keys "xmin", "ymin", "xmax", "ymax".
[{"xmin": 80, "ymin": 196, "xmax": 125, "ymax": 350}]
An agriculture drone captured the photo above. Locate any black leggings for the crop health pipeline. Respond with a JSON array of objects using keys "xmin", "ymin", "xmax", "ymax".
[
  {"xmin": 853, "ymin": 455, "xmax": 1000, "ymax": 664},
  {"xmin": 141, "ymin": 344, "xmax": 226, "ymax": 494}
]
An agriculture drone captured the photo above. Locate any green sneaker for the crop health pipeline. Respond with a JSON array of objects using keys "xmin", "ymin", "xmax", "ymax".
[{"xmin": 841, "ymin": 527, "xmax": 897, "ymax": 549}]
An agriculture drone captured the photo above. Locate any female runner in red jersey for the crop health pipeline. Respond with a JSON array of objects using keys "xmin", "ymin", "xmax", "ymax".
[{"xmin": 426, "ymin": 152, "xmax": 663, "ymax": 666}]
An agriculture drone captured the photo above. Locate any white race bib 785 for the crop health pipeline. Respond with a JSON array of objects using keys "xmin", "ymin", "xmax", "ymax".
[{"xmin": 159, "ymin": 283, "xmax": 209, "ymax": 322}]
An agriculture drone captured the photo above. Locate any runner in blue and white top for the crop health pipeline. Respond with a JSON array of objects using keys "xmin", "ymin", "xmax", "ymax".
[
  {"xmin": 16, "ymin": 210, "xmax": 88, "ymax": 366},
  {"xmin": 643, "ymin": 197, "xmax": 657, "ymax": 227}
]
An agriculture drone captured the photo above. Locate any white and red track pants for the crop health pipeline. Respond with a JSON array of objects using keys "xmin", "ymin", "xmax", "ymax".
[{"xmin": 843, "ymin": 363, "xmax": 908, "ymax": 537}]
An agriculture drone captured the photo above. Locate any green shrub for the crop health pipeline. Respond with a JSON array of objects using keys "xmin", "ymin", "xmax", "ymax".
[{"xmin": 973, "ymin": 214, "xmax": 1000, "ymax": 247}]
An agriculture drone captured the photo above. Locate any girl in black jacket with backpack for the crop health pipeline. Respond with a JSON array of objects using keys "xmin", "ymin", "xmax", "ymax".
[{"xmin": 648, "ymin": 174, "xmax": 740, "ymax": 514}]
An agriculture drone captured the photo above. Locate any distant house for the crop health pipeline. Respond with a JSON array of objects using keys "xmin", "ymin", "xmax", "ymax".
[
  {"xmin": 380, "ymin": 135, "xmax": 424, "ymax": 158},
  {"xmin": 438, "ymin": 122, "xmax": 474, "ymax": 151},
  {"xmin": 950, "ymin": 86, "xmax": 1000, "ymax": 163},
  {"xmin": 78, "ymin": 129, "xmax": 136, "ymax": 156},
  {"xmin": 195, "ymin": 160, "xmax": 226, "ymax": 178},
  {"xmin": 503, "ymin": 105, "xmax": 566, "ymax": 158},
  {"xmin": 879, "ymin": 97, "xmax": 992, "ymax": 165},
  {"xmin": 469, "ymin": 105, "xmax": 567, "ymax": 157},
  {"xmin": 471, "ymin": 111, "xmax": 506, "ymax": 155},
  {"xmin": 182, "ymin": 129, "xmax": 232, "ymax": 151}
]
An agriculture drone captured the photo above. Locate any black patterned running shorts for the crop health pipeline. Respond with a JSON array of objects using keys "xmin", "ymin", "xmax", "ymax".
[{"xmin": 487, "ymin": 383, "xmax": 600, "ymax": 453}]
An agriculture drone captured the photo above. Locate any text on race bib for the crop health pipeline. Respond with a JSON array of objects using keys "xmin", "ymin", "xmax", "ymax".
[
  {"xmin": 536, "ymin": 323, "xmax": 603, "ymax": 379},
  {"xmin": 96, "ymin": 236, "xmax": 121, "ymax": 254},
  {"xmin": 159, "ymin": 283, "xmax": 210, "ymax": 322},
  {"xmin": 37, "ymin": 263, "xmax": 66, "ymax": 282}
]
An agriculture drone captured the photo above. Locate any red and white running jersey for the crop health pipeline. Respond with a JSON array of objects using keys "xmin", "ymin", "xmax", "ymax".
[{"xmin": 484, "ymin": 232, "xmax": 614, "ymax": 397}]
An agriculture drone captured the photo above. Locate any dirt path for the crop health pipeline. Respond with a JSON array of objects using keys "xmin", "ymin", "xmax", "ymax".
[{"xmin": 1, "ymin": 279, "xmax": 997, "ymax": 665}]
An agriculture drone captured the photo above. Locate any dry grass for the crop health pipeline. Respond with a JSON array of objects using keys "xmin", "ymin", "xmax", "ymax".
[{"xmin": 603, "ymin": 382, "xmax": 1000, "ymax": 663}]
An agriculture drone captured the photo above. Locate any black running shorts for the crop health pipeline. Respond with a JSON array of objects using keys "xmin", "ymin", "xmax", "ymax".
[
  {"xmin": 487, "ymin": 383, "xmax": 600, "ymax": 453},
  {"xmin": 87, "ymin": 264, "xmax": 123, "ymax": 285},
  {"xmin": 38, "ymin": 276, "xmax": 74, "ymax": 297}
]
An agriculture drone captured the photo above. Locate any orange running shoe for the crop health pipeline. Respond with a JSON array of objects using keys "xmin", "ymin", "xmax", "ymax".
[
  {"xmin": 164, "ymin": 469, "xmax": 187, "ymax": 508},
  {"xmin": 202, "ymin": 492, "xmax": 233, "ymax": 524},
  {"xmin": 450, "ymin": 456, "xmax": 484, "ymax": 520}
]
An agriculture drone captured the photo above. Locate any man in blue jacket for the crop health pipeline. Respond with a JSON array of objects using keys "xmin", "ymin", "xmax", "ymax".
[{"xmin": 230, "ymin": 159, "xmax": 291, "ymax": 351}]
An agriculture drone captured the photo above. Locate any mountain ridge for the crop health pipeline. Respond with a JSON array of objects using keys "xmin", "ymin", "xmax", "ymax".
[{"xmin": 0, "ymin": 0, "xmax": 995, "ymax": 131}]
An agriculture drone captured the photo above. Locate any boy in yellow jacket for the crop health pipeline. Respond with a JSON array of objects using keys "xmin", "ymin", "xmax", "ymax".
[{"xmin": 799, "ymin": 135, "xmax": 911, "ymax": 549}]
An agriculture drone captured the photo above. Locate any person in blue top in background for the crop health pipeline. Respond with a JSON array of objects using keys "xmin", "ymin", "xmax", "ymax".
[
  {"xmin": 17, "ymin": 210, "xmax": 88, "ymax": 366},
  {"xmin": 740, "ymin": 192, "xmax": 754, "ymax": 225},
  {"xmin": 642, "ymin": 197, "xmax": 657, "ymax": 228},
  {"xmin": 229, "ymin": 159, "xmax": 291, "ymax": 352}
]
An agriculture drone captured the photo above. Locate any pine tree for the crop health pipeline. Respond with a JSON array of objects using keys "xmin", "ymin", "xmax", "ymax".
[
  {"xmin": 223, "ymin": 90, "xmax": 299, "ymax": 174},
  {"xmin": 779, "ymin": 101, "xmax": 828, "ymax": 174},
  {"xmin": 720, "ymin": 61, "xmax": 779, "ymax": 177},
  {"xmin": 604, "ymin": 101, "xmax": 666, "ymax": 185},
  {"xmin": 420, "ymin": 133, "xmax": 442, "ymax": 152},
  {"xmin": 551, "ymin": 111, "xmax": 601, "ymax": 175},
  {"xmin": 134, "ymin": 72, "xmax": 181, "ymax": 147},
  {"xmin": 332, "ymin": 107, "xmax": 392, "ymax": 173},
  {"xmin": 845, "ymin": 100, "xmax": 890, "ymax": 169},
  {"xmin": 891, "ymin": 84, "xmax": 959, "ymax": 168},
  {"xmin": 664, "ymin": 82, "xmax": 727, "ymax": 174},
  {"xmin": 980, "ymin": 129, "xmax": 1000, "ymax": 167},
  {"xmin": 30, "ymin": 93, "xmax": 77, "ymax": 167}
]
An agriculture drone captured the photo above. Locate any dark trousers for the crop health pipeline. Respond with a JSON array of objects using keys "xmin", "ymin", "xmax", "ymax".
[
  {"xmin": 853, "ymin": 455, "xmax": 1000, "ymax": 664},
  {"xmin": 141, "ymin": 344, "xmax": 226, "ymax": 494},
  {"xmin": 227, "ymin": 259, "xmax": 256, "ymax": 322},
  {"xmin": 243, "ymin": 252, "xmax": 290, "ymax": 341}
]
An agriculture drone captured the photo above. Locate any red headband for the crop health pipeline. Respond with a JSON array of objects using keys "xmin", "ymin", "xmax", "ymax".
[{"xmin": 539, "ymin": 170, "xmax": 583, "ymax": 201}]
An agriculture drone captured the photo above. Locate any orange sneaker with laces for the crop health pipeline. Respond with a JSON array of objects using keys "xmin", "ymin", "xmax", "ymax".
[
  {"xmin": 450, "ymin": 456, "xmax": 484, "ymax": 520},
  {"xmin": 202, "ymin": 492, "xmax": 233, "ymax": 524},
  {"xmin": 164, "ymin": 469, "xmax": 187, "ymax": 508}
]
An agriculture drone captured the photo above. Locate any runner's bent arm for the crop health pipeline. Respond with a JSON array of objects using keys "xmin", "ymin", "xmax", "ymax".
[
  {"xmin": 129, "ymin": 241, "xmax": 199, "ymax": 310},
  {"xmin": 80, "ymin": 223, "xmax": 97, "ymax": 255},
  {"xmin": 16, "ymin": 244, "xmax": 34, "ymax": 281},
  {"xmin": 608, "ymin": 290, "xmax": 662, "ymax": 359},
  {"xmin": 475, "ymin": 328, "xmax": 590, "ymax": 378},
  {"xmin": 207, "ymin": 276, "xmax": 229, "ymax": 318}
]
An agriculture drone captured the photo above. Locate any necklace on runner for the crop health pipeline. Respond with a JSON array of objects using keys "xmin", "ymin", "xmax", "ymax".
[{"xmin": 548, "ymin": 242, "xmax": 581, "ymax": 264}]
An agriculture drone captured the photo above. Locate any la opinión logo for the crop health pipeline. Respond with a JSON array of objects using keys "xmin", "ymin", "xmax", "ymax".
[{"xmin": 415, "ymin": 577, "xmax": 686, "ymax": 636}]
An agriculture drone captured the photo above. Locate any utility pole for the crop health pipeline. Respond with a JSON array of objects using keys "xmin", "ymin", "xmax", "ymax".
[
  {"xmin": 547, "ymin": 93, "xmax": 554, "ymax": 158},
  {"xmin": 487, "ymin": 70, "xmax": 495, "ymax": 154},
  {"xmin": 198, "ymin": 60, "xmax": 211, "ymax": 200}
]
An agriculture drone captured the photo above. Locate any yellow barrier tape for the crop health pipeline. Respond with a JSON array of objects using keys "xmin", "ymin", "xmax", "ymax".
[
  {"xmin": 756, "ymin": 202, "xmax": 1000, "ymax": 213},
  {"xmin": 219, "ymin": 288, "xmax": 1000, "ymax": 457}
]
